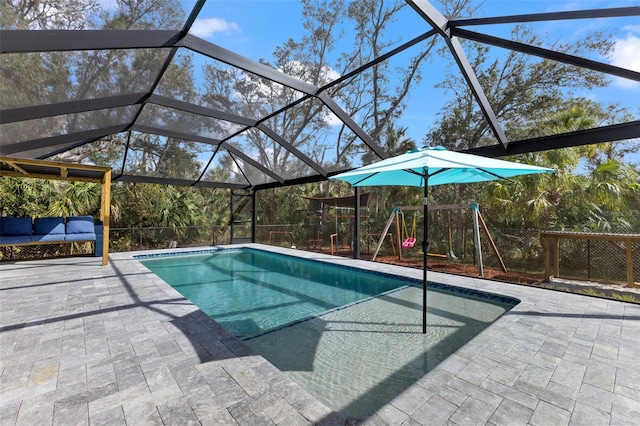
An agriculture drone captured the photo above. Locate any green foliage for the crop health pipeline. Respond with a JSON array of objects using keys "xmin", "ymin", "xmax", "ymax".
[
  {"xmin": 2, "ymin": 0, "xmax": 637, "ymax": 252},
  {"xmin": 0, "ymin": 177, "xmax": 100, "ymax": 217}
]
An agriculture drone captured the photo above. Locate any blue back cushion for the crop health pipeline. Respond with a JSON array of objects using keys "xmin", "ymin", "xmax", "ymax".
[
  {"xmin": 66, "ymin": 216, "xmax": 95, "ymax": 234},
  {"xmin": 0, "ymin": 217, "xmax": 33, "ymax": 236},
  {"xmin": 33, "ymin": 217, "xmax": 65, "ymax": 235}
]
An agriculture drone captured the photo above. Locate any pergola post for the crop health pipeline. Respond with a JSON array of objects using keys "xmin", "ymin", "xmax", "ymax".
[{"xmin": 101, "ymin": 169, "xmax": 111, "ymax": 266}]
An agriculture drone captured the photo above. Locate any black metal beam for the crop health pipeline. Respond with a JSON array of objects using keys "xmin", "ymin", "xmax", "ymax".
[
  {"xmin": 130, "ymin": 124, "xmax": 285, "ymax": 183},
  {"xmin": 180, "ymin": 0, "xmax": 208, "ymax": 37},
  {"xmin": 463, "ymin": 120, "xmax": 640, "ymax": 157},
  {"xmin": 316, "ymin": 92, "xmax": 388, "ymax": 159},
  {"xmin": 256, "ymin": 123, "xmax": 329, "ymax": 176},
  {"xmin": 39, "ymin": 136, "xmax": 111, "ymax": 161},
  {"xmin": 115, "ymin": 173, "xmax": 249, "ymax": 189},
  {"xmin": 450, "ymin": 7, "xmax": 640, "ymax": 27},
  {"xmin": 253, "ymin": 171, "xmax": 331, "ymax": 191},
  {"xmin": 453, "ymin": 28, "xmax": 640, "ymax": 82},
  {"xmin": 1, "ymin": 124, "xmax": 130, "ymax": 155},
  {"xmin": 321, "ymin": 29, "xmax": 438, "ymax": 92},
  {"xmin": 1, "ymin": 30, "xmax": 182, "ymax": 54},
  {"xmin": 178, "ymin": 35, "xmax": 319, "ymax": 95},
  {"xmin": 405, "ymin": 0, "xmax": 509, "ymax": 149},
  {"xmin": 1, "ymin": 93, "xmax": 149, "ymax": 124},
  {"xmin": 148, "ymin": 94, "xmax": 257, "ymax": 127},
  {"xmin": 251, "ymin": 190, "xmax": 257, "ymax": 243}
]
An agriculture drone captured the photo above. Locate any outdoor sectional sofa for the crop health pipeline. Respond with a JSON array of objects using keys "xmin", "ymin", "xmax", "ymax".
[{"xmin": 0, "ymin": 216, "xmax": 97, "ymax": 246}]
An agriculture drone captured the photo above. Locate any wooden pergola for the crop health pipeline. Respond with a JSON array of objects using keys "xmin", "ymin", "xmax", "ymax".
[{"xmin": 0, "ymin": 156, "xmax": 111, "ymax": 266}]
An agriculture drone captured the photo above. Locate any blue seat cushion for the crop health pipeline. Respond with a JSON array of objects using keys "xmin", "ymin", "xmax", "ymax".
[
  {"xmin": 66, "ymin": 216, "xmax": 95, "ymax": 234},
  {"xmin": 34, "ymin": 217, "xmax": 65, "ymax": 235},
  {"xmin": 65, "ymin": 233, "xmax": 96, "ymax": 242},
  {"xmin": 0, "ymin": 235, "xmax": 32, "ymax": 244},
  {"xmin": 31, "ymin": 233, "xmax": 66, "ymax": 242},
  {"xmin": 0, "ymin": 216, "xmax": 33, "ymax": 236}
]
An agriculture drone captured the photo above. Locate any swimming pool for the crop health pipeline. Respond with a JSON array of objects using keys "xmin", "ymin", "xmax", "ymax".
[
  {"xmin": 140, "ymin": 248, "xmax": 410, "ymax": 338},
  {"xmin": 139, "ymin": 248, "xmax": 518, "ymax": 416}
]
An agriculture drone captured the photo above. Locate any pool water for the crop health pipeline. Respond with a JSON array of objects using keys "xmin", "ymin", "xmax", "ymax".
[
  {"xmin": 140, "ymin": 248, "xmax": 517, "ymax": 416},
  {"xmin": 245, "ymin": 285, "xmax": 514, "ymax": 415},
  {"xmin": 140, "ymin": 249, "xmax": 408, "ymax": 338}
]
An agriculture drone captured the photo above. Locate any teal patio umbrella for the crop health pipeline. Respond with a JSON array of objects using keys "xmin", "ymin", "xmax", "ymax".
[{"xmin": 330, "ymin": 146, "xmax": 554, "ymax": 333}]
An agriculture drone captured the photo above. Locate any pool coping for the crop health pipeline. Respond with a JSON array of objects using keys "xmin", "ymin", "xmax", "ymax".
[{"xmin": 1, "ymin": 243, "xmax": 639, "ymax": 425}]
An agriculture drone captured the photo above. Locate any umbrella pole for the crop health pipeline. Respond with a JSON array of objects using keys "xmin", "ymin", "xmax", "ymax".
[{"xmin": 422, "ymin": 175, "xmax": 428, "ymax": 334}]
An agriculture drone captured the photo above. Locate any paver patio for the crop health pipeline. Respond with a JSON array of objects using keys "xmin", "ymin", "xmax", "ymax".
[{"xmin": 1, "ymin": 244, "xmax": 639, "ymax": 425}]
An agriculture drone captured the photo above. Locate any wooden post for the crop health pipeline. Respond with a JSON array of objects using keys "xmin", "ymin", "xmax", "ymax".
[
  {"xmin": 626, "ymin": 237, "xmax": 633, "ymax": 287},
  {"xmin": 554, "ymin": 237, "xmax": 560, "ymax": 279},
  {"xmin": 477, "ymin": 211, "xmax": 507, "ymax": 273},
  {"xmin": 542, "ymin": 234, "xmax": 551, "ymax": 280},
  {"xmin": 372, "ymin": 207, "xmax": 397, "ymax": 261},
  {"xmin": 471, "ymin": 203, "xmax": 483, "ymax": 277},
  {"xmin": 101, "ymin": 169, "xmax": 111, "ymax": 266}
]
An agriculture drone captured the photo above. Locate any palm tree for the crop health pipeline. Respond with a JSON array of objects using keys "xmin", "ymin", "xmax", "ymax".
[{"xmin": 47, "ymin": 181, "xmax": 101, "ymax": 217}]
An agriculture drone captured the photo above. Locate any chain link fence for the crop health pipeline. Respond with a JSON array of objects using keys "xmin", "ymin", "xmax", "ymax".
[
  {"xmin": 3, "ymin": 221, "xmax": 637, "ymax": 286},
  {"xmin": 540, "ymin": 232, "xmax": 640, "ymax": 285},
  {"xmin": 257, "ymin": 221, "xmax": 638, "ymax": 286},
  {"xmin": 0, "ymin": 242, "xmax": 94, "ymax": 261},
  {"xmin": 109, "ymin": 226, "xmax": 230, "ymax": 252}
]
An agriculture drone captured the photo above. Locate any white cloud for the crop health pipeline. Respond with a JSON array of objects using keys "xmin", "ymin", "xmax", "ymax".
[
  {"xmin": 190, "ymin": 18, "xmax": 240, "ymax": 39},
  {"xmin": 610, "ymin": 31, "xmax": 640, "ymax": 89}
]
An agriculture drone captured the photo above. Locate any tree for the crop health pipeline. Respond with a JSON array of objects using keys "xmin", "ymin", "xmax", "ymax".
[
  {"xmin": 481, "ymin": 105, "xmax": 639, "ymax": 232},
  {"xmin": 0, "ymin": 177, "xmax": 55, "ymax": 217},
  {"xmin": 427, "ymin": 25, "xmax": 613, "ymax": 150}
]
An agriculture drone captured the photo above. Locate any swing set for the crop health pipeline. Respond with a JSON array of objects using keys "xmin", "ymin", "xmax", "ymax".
[
  {"xmin": 372, "ymin": 203, "xmax": 507, "ymax": 278},
  {"xmin": 401, "ymin": 213, "xmax": 417, "ymax": 248}
]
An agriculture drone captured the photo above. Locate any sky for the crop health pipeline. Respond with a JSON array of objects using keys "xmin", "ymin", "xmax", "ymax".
[{"xmin": 182, "ymin": 0, "xmax": 639, "ymax": 159}]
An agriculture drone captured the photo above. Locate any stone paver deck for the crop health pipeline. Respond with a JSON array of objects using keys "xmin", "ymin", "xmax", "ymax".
[{"xmin": 1, "ymin": 244, "xmax": 639, "ymax": 425}]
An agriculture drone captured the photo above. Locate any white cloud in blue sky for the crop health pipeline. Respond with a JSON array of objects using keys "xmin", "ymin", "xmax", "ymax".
[
  {"xmin": 610, "ymin": 25, "xmax": 640, "ymax": 89},
  {"xmin": 190, "ymin": 18, "xmax": 240, "ymax": 38}
]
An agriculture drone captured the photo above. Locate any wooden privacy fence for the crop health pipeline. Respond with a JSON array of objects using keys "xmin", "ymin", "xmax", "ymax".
[{"xmin": 539, "ymin": 231, "xmax": 640, "ymax": 287}]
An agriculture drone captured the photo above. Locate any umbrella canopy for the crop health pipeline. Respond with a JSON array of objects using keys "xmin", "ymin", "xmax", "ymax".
[
  {"xmin": 330, "ymin": 146, "xmax": 554, "ymax": 187},
  {"xmin": 330, "ymin": 146, "xmax": 554, "ymax": 334}
]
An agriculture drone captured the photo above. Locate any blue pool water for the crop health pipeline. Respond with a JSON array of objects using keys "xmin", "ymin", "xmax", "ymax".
[
  {"xmin": 140, "ymin": 248, "xmax": 518, "ymax": 415},
  {"xmin": 140, "ymin": 248, "xmax": 409, "ymax": 338}
]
